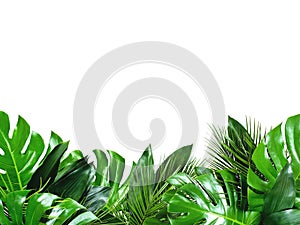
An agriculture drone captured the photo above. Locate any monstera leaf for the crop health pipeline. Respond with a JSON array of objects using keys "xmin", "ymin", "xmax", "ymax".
[
  {"xmin": 0, "ymin": 111, "xmax": 64, "ymax": 197},
  {"xmin": 0, "ymin": 190, "xmax": 98, "ymax": 225},
  {"xmin": 247, "ymin": 114, "xmax": 300, "ymax": 212},
  {"xmin": 167, "ymin": 170, "xmax": 261, "ymax": 225}
]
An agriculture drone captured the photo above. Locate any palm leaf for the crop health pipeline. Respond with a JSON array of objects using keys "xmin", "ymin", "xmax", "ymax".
[
  {"xmin": 207, "ymin": 116, "xmax": 264, "ymax": 177},
  {"xmin": 124, "ymin": 145, "xmax": 193, "ymax": 225},
  {"xmin": 92, "ymin": 145, "xmax": 193, "ymax": 224}
]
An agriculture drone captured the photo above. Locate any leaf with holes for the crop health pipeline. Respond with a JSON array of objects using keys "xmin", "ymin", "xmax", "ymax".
[
  {"xmin": 0, "ymin": 190, "xmax": 98, "ymax": 225},
  {"xmin": 0, "ymin": 111, "xmax": 63, "ymax": 197},
  {"xmin": 247, "ymin": 114, "xmax": 300, "ymax": 211},
  {"xmin": 167, "ymin": 171, "xmax": 261, "ymax": 225}
]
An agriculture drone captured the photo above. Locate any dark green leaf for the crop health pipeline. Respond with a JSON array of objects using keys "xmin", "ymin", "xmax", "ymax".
[
  {"xmin": 264, "ymin": 209, "xmax": 300, "ymax": 225},
  {"xmin": 155, "ymin": 145, "xmax": 192, "ymax": 183},
  {"xmin": 83, "ymin": 186, "xmax": 111, "ymax": 214},
  {"xmin": 48, "ymin": 157, "xmax": 95, "ymax": 202},
  {"xmin": 27, "ymin": 142, "xmax": 69, "ymax": 190},
  {"xmin": 59, "ymin": 149, "xmax": 84, "ymax": 170},
  {"xmin": 263, "ymin": 163, "xmax": 295, "ymax": 215}
]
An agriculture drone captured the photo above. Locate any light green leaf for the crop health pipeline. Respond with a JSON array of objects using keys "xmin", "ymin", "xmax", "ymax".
[
  {"xmin": 0, "ymin": 112, "xmax": 45, "ymax": 193},
  {"xmin": 0, "ymin": 190, "xmax": 98, "ymax": 225}
]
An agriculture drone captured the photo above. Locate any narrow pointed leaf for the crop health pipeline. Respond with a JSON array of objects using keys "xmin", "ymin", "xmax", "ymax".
[{"xmin": 27, "ymin": 142, "xmax": 69, "ymax": 190}]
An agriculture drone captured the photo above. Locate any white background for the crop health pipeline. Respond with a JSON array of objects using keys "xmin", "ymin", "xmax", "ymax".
[{"xmin": 1, "ymin": 1, "xmax": 300, "ymax": 162}]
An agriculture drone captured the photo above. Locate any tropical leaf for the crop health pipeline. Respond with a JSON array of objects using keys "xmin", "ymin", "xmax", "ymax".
[
  {"xmin": 208, "ymin": 116, "xmax": 264, "ymax": 177},
  {"xmin": 27, "ymin": 142, "xmax": 69, "ymax": 190},
  {"xmin": 167, "ymin": 170, "xmax": 261, "ymax": 225},
  {"xmin": 92, "ymin": 145, "xmax": 193, "ymax": 224},
  {"xmin": 93, "ymin": 149, "xmax": 129, "ymax": 223},
  {"xmin": 247, "ymin": 114, "xmax": 300, "ymax": 212},
  {"xmin": 125, "ymin": 145, "xmax": 155, "ymax": 224},
  {"xmin": 29, "ymin": 149, "xmax": 109, "ymax": 216},
  {"xmin": 59, "ymin": 149, "xmax": 84, "ymax": 170},
  {"xmin": 124, "ymin": 145, "xmax": 193, "ymax": 225},
  {"xmin": 94, "ymin": 149, "xmax": 127, "ymax": 205},
  {"xmin": 48, "ymin": 157, "xmax": 95, "ymax": 202},
  {"xmin": 262, "ymin": 163, "xmax": 295, "ymax": 215},
  {"xmin": 0, "ymin": 111, "xmax": 63, "ymax": 197},
  {"xmin": 0, "ymin": 190, "xmax": 98, "ymax": 225},
  {"xmin": 82, "ymin": 186, "xmax": 111, "ymax": 214},
  {"xmin": 264, "ymin": 209, "xmax": 300, "ymax": 225}
]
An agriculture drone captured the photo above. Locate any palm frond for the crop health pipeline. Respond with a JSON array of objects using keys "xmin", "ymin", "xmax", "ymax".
[
  {"xmin": 117, "ymin": 145, "xmax": 195, "ymax": 225},
  {"xmin": 207, "ymin": 116, "xmax": 266, "ymax": 178}
]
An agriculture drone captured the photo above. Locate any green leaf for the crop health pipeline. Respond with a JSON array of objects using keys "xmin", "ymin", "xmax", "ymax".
[
  {"xmin": 248, "ymin": 115, "xmax": 300, "ymax": 211},
  {"xmin": 46, "ymin": 131, "xmax": 63, "ymax": 157},
  {"xmin": 155, "ymin": 145, "xmax": 192, "ymax": 184},
  {"xmin": 27, "ymin": 142, "xmax": 69, "ymax": 190},
  {"xmin": 208, "ymin": 116, "xmax": 260, "ymax": 177},
  {"xmin": 285, "ymin": 115, "xmax": 300, "ymax": 178},
  {"xmin": 167, "ymin": 171, "xmax": 261, "ymax": 225},
  {"xmin": 0, "ymin": 190, "xmax": 98, "ymax": 225},
  {"xmin": 0, "ymin": 112, "xmax": 65, "ymax": 198},
  {"xmin": 68, "ymin": 211, "xmax": 99, "ymax": 225},
  {"xmin": 59, "ymin": 149, "xmax": 84, "ymax": 170},
  {"xmin": 264, "ymin": 209, "xmax": 300, "ymax": 225},
  {"xmin": 126, "ymin": 145, "xmax": 155, "ymax": 224},
  {"xmin": 93, "ymin": 149, "xmax": 130, "ymax": 216},
  {"xmin": 94, "ymin": 149, "xmax": 125, "ymax": 195},
  {"xmin": 48, "ymin": 157, "xmax": 95, "ymax": 202},
  {"xmin": 263, "ymin": 163, "xmax": 295, "ymax": 215},
  {"xmin": 93, "ymin": 149, "xmax": 109, "ymax": 187},
  {"xmin": 126, "ymin": 145, "xmax": 193, "ymax": 225},
  {"xmin": 92, "ymin": 149, "xmax": 129, "ymax": 223},
  {"xmin": 0, "ymin": 112, "xmax": 45, "ymax": 194},
  {"xmin": 82, "ymin": 186, "xmax": 111, "ymax": 214}
]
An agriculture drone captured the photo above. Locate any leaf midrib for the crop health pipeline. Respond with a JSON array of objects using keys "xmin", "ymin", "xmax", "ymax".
[
  {"xmin": 0, "ymin": 130, "xmax": 23, "ymax": 191},
  {"xmin": 175, "ymin": 201, "xmax": 251, "ymax": 225}
]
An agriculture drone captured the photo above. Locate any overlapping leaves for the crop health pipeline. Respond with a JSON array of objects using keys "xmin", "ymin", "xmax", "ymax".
[
  {"xmin": 93, "ymin": 145, "xmax": 194, "ymax": 224},
  {"xmin": 247, "ymin": 115, "xmax": 300, "ymax": 224},
  {"xmin": 0, "ymin": 112, "xmax": 62, "ymax": 197},
  {"xmin": 166, "ymin": 170, "xmax": 261, "ymax": 225},
  {"xmin": 0, "ymin": 190, "xmax": 98, "ymax": 225},
  {"xmin": 2, "ymin": 110, "xmax": 300, "ymax": 225}
]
